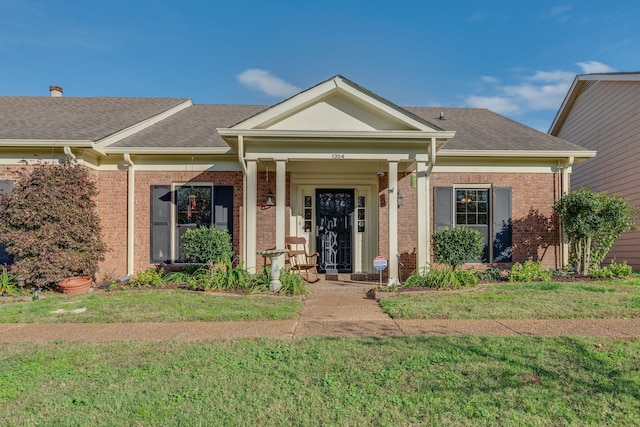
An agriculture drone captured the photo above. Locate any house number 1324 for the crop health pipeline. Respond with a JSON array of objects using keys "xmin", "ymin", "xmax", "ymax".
[{"xmin": 332, "ymin": 153, "xmax": 345, "ymax": 159}]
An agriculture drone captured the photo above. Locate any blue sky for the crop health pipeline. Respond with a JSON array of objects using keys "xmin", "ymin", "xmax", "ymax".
[{"xmin": 1, "ymin": 0, "xmax": 638, "ymax": 131}]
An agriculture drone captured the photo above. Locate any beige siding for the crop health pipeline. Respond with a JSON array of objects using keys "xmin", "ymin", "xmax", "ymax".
[{"xmin": 556, "ymin": 80, "xmax": 640, "ymax": 268}]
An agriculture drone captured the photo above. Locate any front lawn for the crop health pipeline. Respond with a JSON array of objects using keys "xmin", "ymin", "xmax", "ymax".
[
  {"xmin": 1, "ymin": 336, "xmax": 638, "ymax": 425},
  {"xmin": 380, "ymin": 279, "xmax": 640, "ymax": 320},
  {"xmin": 0, "ymin": 289, "xmax": 302, "ymax": 323}
]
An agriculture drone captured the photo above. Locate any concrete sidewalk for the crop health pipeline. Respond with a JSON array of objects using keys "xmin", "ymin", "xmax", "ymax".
[{"xmin": 2, "ymin": 290, "xmax": 640, "ymax": 342}]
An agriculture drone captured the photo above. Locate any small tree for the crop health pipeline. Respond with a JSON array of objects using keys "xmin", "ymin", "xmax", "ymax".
[
  {"xmin": 0, "ymin": 161, "xmax": 106, "ymax": 288},
  {"xmin": 181, "ymin": 226, "xmax": 233, "ymax": 264},
  {"xmin": 431, "ymin": 226, "xmax": 484, "ymax": 269},
  {"xmin": 554, "ymin": 188, "xmax": 638, "ymax": 276}
]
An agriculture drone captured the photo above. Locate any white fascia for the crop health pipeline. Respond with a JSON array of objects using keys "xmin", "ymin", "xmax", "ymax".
[
  {"xmin": 104, "ymin": 146, "xmax": 232, "ymax": 155},
  {"xmin": 217, "ymin": 129, "xmax": 455, "ymax": 141},
  {"xmin": 94, "ymin": 99, "xmax": 193, "ymax": 151},
  {"xmin": 440, "ymin": 149, "xmax": 596, "ymax": 160}
]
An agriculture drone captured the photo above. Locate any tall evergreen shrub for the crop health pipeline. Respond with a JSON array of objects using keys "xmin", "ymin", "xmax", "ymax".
[{"xmin": 0, "ymin": 161, "xmax": 106, "ymax": 288}]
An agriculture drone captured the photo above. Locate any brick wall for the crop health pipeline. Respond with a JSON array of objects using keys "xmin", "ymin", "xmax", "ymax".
[
  {"xmin": 378, "ymin": 171, "xmax": 563, "ymax": 275},
  {"xmin": 133, "ymin": 171, "xmax": 244, "ymax": 273},
  {"xmin": 96, "ymin": 170, "xmax": 128, "ymax": 281}
]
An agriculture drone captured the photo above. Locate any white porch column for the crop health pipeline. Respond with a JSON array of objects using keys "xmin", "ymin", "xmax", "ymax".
[
  {"xmin": 276, "ymin": 160, "xmax": 286, "ymax": 250},
  {"xmin": 245, "ymin": 160, "xmax": 258, "ymax": 272},
  {"xmin": 416, "ymin": 161, "xmax": 428, "ymax": 274},
  {"xmin": 388, "ymin": 160, "xmax": 399, "ymax": 285}
]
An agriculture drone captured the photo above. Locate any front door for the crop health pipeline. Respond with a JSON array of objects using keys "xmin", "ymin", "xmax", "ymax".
[{"xmin": 316, "ymin": 189, "xmax": 354, "ymax": 273}]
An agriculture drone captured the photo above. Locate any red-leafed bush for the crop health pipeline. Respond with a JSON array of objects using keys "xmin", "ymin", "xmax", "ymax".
[{"xmin": 0, "ymin": 161, "xmax": 106, "ymax": 289}]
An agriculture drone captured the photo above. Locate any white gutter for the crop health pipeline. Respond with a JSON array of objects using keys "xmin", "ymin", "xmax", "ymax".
[{"xmin": 124, "ymin": 153, "xmax": 135, "ymax": 276}]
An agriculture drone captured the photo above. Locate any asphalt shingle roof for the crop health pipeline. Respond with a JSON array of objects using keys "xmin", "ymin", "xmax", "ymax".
[
  {"xmin": 0, "ymin": 96, "xmax": 589, "ymax": 153},
  {"xmin": 405, "ymin": 107, "xmax": 588, "ymax": 152},
  {"xmin": 0, "ymin": 96, "xmax": 189, "ymax": 141},
  {"xmin": 109, "ymin": 104, "xmax": 267, "ymax": 149}
]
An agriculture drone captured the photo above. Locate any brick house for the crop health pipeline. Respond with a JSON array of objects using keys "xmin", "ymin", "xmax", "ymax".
[{"xmin": 0, "ymin": 76, "xmax": 595, "ymax": 283}]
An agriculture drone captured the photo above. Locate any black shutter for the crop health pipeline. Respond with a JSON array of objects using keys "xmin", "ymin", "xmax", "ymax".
[
  {"xmin": 0, "ymin": 180, "xmax": 14, "ymax": 264},
  {"xmin": 492, "ymin": 187, "xmax": 512, "ymax": 262},
  {"xmin": 213, "ymin": 185, "xmax": 233, "ymax": 240},
  {"xmin": 434, "ymin": 186, "xmax": 453, "ymax": 231},
  {"xmin": 150, "ymin": 185, "xmax": 172, "ymax": 263}
]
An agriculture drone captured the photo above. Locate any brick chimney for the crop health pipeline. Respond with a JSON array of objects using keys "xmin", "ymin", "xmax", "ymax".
[{"xmin": 49, "ymin": 85, "xmax": 63, "ymax": 97}]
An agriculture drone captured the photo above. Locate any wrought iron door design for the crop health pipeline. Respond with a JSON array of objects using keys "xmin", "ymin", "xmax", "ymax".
[{"xmin": 316, "ymin": 189, "xmax": 354, "ymax": 273}]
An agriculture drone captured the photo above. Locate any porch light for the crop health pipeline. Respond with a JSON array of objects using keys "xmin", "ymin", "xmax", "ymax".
[
  {"xmin": 266, "ymin": 189, "xmax": 275, "ymax": 206},
  {"xmin": 265, "ymin": 165, "xmax": 275, "ymax": 206},
  {"xmin": 397, "ymin": 191, "xmax": 404, "ymax": 207}
]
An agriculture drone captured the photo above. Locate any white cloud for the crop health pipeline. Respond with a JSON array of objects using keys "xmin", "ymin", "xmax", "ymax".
[
  {"xmin": 237, "ymin": 69, "xmax": 300, "ymax": 98},
  {"xmin": 464, "ymin": 61, "xmax": 616, "ymax": 116},
  {"xmin": 466, "ymin": 95, "xmax": 521, "ymax": 115},
  {"xmin": 577, "ymin": 61, "xmax": 617, "ymax": 74}
]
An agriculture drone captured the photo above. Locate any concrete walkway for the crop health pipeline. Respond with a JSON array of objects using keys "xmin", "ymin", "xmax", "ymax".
[{"xmin": 2, "ymin": 284, "xmax": 640, "ymax": 342}]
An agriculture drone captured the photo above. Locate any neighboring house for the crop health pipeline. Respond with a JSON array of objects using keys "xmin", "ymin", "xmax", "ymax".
[
  {"xmin": 0, "ymin": 75, "xmax": 595, "ymax": 283},
  {"xmin": 549, "ymin": 72, "xmax": 640, "ymax": 269}
]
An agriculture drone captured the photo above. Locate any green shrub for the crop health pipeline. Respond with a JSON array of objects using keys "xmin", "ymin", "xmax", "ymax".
[
  {"xmin": 431, "ymin": 227, "xmax": 484, "ymax": 269},
  {"xmin": 404, "ymin": 265, "xmax": 478, "ymax": 290},
  {"xmin": 0, "ymin": 265, "xmax": 19, "ymax": 296},
  {"xmin": 181, "ymin": 226, "xmax": 233, "ymax": 264},
  {"xmin": 548, "ymin": 267, "xmax": 570, "ymax": 278},
  {"xmin": 477, "ymin": 268, "xmax": 504, "ymax": 281},
  {"xmin": 189, "ymin": 257, "xmax": 250, "ymax": 291},
  {"xmin": 0, "ymin": 161, "xmax": 106, "ymax": 289},
  {"xmin": 278, "ymin": 270, "xmax": 309, "ymax": 296},
  {"xmin": 131, "ymin": 268, "xmax": 166, "ymax": 287},
  {"xmin": 508, "ymin": 261, "xmax": 551, "ymax": 282},
  {"xmin": 590, "ymin": 260, "xmax": 633, "ymax": 279}
]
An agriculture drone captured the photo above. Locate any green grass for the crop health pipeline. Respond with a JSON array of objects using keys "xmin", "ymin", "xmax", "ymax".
[
  {"xmin": 380, "ymin": 279, "xmax": 640, "ymax": 320},
  {"xmin": 1, "ymin": 336, "xmax": 638, "ymax": 426},
  {"xmin": 0, "ymin": 289, "xmax": 302, "ymax": 323}
]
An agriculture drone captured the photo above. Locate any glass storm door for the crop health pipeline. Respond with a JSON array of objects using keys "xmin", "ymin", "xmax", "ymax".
[{"xmin": 316, "ymin": 189, "xmax": 354, "ymax": 273}]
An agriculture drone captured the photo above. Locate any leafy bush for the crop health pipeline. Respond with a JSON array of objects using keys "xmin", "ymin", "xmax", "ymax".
[
  {"xmin": 0, "ymin": 161, "xmax": 106, "ymax": 289},
  {"xmin": 508, "ymin": 261, "xmax": 551, "ymax": 282},
  {"xmin": 431, "ymin": 227, "xmax": 484, "ymax": 269},
  {"xmin": 404, "ymin": 265, "xmax": 478, "ymax": 290},
  {"xmin": 186, "ymin": 257, "xmax": 250, "ymax": 291},
  {"xmin": 477, "ymin": 268, "xmax": 504, "ymax": 281},
  {"xmin": 590, "ymin": 260, "xmax": 633, "ymax": 279},
  {"xmin": 181, "ymin": 226, "xmax": 233, "ymax": 264},
  {"xmin": 548, "ymin": 267, "xmax": 570, "ymax": 278},
  {"xmin": 0, "ymin": 265, "xmax": 19, "ymax": 296},
  {"xmin": 131, "ymin": 268, "xmax": 166, "ymax": 287},
  {"xmin": 278, "ymin": 270, "xmax": 309, "ymax": 296},
  {"xmin": 554, "ymin": 188, "xmax": 639, "ymax": 276}
]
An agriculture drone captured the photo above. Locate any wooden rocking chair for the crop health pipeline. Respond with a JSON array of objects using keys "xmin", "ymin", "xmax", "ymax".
[{"xmin": 285, "ymin": 236, "xmax": 320, "ymax": 283}]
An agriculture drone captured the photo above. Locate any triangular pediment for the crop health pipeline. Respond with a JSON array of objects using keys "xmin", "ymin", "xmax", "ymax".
[{"xmin": 230, "ymin": 75, "xmax": 443, "ymax": 132}]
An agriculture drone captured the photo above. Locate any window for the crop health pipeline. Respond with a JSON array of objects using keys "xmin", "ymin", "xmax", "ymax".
[
  {"xmin": 434, "ymin": 186, "xmax": 512, "ymax": 264},
  {"xmin": 150, "ymin": 184, "xmax": 234, "ymax": 263},
  {"xmin": 456, "ymin": 189, "xmax": 488, "ymax": 226}
]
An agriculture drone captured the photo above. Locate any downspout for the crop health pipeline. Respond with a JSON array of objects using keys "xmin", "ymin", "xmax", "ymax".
[
  {"xmin": 124, "ymin": 153, "xmax": 135, "ymax": 276},
  {"xmin": 425, "ymin": 138, "xmax": 437, "ymax": 271},
  {"xmin": 559, "ymin": 156, "xmax": 574, "ymax": 267},
  {"xmin": 63, "ymin": 146, "xmax": 76, "ymax": 161},
  {"xmin": 237, "ymin": 135, "xmax": 248, "ymax": 264}
]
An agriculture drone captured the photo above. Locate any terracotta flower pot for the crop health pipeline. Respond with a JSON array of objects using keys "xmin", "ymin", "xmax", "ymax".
[{"xmin": 59, "ymin": 276, "xmax": 92, "ymax": 295}]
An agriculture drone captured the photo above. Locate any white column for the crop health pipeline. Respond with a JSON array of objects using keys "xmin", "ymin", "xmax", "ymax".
[
  {"xmin": 276, "ymin": 160, "xmax": 286, "ymax": 250},
  {"xmin": 245, "ymin": 160, "xmax": 258, "ymax": 272},
  {"xmin": 416, "ymin": 161, "xmax": 428, "ymax": 274},
  {"xmin": 388, "ymin": 160, "xmax": 399, "ymax": 285}
]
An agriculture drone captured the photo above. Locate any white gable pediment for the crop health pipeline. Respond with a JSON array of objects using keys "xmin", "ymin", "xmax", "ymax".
[{"xmin": 231, "ymin": 76, "xmax": 442, "ymax": 133}]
